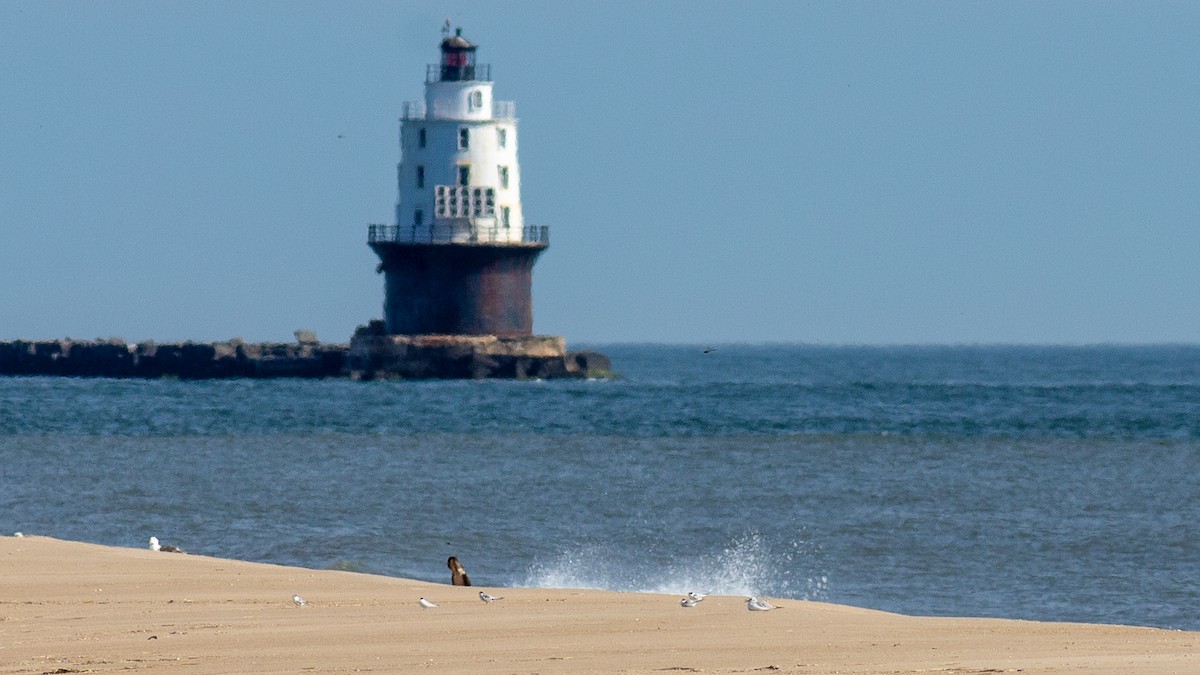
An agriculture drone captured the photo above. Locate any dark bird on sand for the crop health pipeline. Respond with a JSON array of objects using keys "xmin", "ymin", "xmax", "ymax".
[{"xmin": 448, "ymin": 556, "xmax": 472, "ymax": 586}]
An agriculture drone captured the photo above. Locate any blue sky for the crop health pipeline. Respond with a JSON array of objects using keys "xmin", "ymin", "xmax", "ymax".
[{"xmin": 2, "ymin": 1, "xmax": 1197, "ymax": 344}]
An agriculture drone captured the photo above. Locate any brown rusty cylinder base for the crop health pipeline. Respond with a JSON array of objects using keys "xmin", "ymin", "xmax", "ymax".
[{"xmin": 371, "ymin": 242, "xmax": 546, "ymax": 337}]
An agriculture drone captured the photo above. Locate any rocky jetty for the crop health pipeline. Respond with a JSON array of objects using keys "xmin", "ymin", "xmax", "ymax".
[
  {"xmin": 346, "ymin": 321, "xmax": 611, "ymax": 380},
  {"xmin": 0, "ymin": 326, "xmax": 611, "ymax": 380},
  {"xmin": 0, "ymin": 332, "xmax": 347, "ymax": 380}
]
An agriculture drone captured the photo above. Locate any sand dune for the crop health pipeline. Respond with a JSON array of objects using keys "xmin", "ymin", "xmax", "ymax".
[{"xmin": 0, "ymin": 536, "xmax": 1194, "ymax": 674}]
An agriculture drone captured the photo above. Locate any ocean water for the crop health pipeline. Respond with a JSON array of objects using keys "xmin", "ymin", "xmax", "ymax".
[{"xmin": 2, "ymin": 345, "xmax": 1198, "ymax": 630}]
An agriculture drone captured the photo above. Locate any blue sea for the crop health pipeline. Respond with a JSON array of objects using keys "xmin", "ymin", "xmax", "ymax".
[{"xmin": 2, "ymin": 345, "xmax": 1198, "ymax": 630}]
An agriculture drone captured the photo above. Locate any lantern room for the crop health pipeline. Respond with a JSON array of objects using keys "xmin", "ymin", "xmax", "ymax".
[{"xmin": 439, "ymin": 28, "xmax": 478, "ymax": 82}]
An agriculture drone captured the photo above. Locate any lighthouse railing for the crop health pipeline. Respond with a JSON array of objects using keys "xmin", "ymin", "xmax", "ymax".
[
  {"xmin": 491, "ymin": 101, "xmax": 516, "ymax": 119},
  {"xmin": 426, "ymin": 63, "xmax": 493, "ymax": 83},
  {"xmin": 369, "ymin": 223, "xmax": 548, "ymax": 246},
  {"xmin": 401, "ymin": 100, "xmax": 515, "ymax": 120},
  {"xmin": 402, "ymin": 101, "xmax": 426, "ymax": 119},
  {"xmin": 523, "ymin": 225, "xmax": 549, "ymax": 244}
]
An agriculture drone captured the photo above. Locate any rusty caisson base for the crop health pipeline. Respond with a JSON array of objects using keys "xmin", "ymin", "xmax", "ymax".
[{"xmin": 370, "ymin": 242, "xmax": 547, "ymax": 337}]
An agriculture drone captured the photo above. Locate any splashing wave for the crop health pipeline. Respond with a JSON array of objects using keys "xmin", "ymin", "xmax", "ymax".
[{"xmin": 521, "ymin": 532, "xmax": 827, "ymax": 600}]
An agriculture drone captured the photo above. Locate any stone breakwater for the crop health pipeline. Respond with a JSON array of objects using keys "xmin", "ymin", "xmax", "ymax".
[
  {"xmin": 0, "ymin": 337, "xmax": 348, "ymax": 379},
  {"xmin": 0, "ymin": 331, "xmax": 611, "ymax": 380},
  {"xmin": 346, "ymin": 334, "xmax": 609, "ymax": 380}
]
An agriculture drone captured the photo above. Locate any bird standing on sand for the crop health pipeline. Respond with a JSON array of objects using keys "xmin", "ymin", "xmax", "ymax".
[
  {"xmin": 747, "ymin": 596, "xmax": 777, "ymax": 611},
  {"xmin": 680, "ymin": 597, "xmax": 699, "ymax": 607},
  {"xmin": 479, "ymin": 591, "xmax": 503, "ymax": 603},
  {"xmin": 687, "ymin": 591, "xmax": 708, "ymax": 603},
  {"xmin": 418, "ymin": 597, "xmax": 438, "ymax": 609},
  {"xmin": 292, "ymin": 594, "xmax": 307, "ymax": 606},
  {"xmin": 148, "ymin": 536, "xmax": 184, "ymax": 553},
  {"xmin": 447, "ymin": 556, "xmax": 472, "ymax": 586}
]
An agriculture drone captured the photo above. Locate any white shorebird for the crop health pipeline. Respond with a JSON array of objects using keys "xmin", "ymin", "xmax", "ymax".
[
  {"xmin": 747, "ymin": 596, "xmax": 777, "ymax": 611},
  {"xmin": 418, "ymin": 597, "xmax": 438, "ymax": 609},
  {"xmin": 148, "ymin": 536, "xmax": 184, "ymax": 553},
  {"xmin": 292, "ymin": 594, "xmax": 307, "ymax": 606},
  {"xmin": 687, "ymin": 591, "xmax": 708, "ymax": 603},
  {"xmin": 479, "ymin": 591, "xmax": 503, "ymax": 603},
  {"xmin": 680, "ymin": 597, "xmax": 699, "ymax": 608}
]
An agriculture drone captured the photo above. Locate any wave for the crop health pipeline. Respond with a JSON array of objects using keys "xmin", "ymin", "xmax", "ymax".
[{"xmin": 520, "ymin": 532, "xmax": 827, "ymax": 600}]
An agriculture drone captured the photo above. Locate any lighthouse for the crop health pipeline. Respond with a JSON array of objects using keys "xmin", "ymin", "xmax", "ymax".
[{"xmin": 367, "ymin": 27, "xmax": 548, "ymax": 337}]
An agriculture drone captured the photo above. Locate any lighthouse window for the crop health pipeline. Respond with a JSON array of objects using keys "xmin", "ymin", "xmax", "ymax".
[
  {"xmin": 497, "ymin": 128, "xmax": 507, "ymax": 149},
  {"xmin": 471, "ymin": 188, "xmax": 484, "ymax": 217},
  {"xmin": 469, "ymin": 90, "xmax": 483, "ymax": 110},
  {"xmin": 416, "ymin": 165, "xmax": 425, "ymax": 189},
  {"xmin": 501, "ymin": 206, "xmax": 511, "ymax": 228},
  {"xmin": 418, "ymin": 128, "xmax": 426, "ymax": 148},
  {"xmin": 435, "ymin": 186, "xmax": 492, "ymax": 218},
  {"xmin": 498, "ymin": 165, "xmax": 509, "ymax": 189},
  {"xmin": 458, "ymin": 165, "xmax": 470, "ymax": 186},
  {"xmin": 414, "ymin": 209, "xmax": 424, "ymax": 226},
  {"xmin": 458, "ymin": 127, "xmax": 469, "ymax": 149}
]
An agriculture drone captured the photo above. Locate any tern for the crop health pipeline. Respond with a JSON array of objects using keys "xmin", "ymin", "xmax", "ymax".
[
  {"xmin": 292, "ymin": 594, "xmax": 307, "ymax": 606},
  {"xmin": 418, "ymin": 597, "xmax": 438, "ymax": 609},
  {"xmin": 479, "ymin": 591, "xmax": 503, "ymax": 603},
  {"xmin": 747, "ymin": 596, "xmax": 777, "ymax": 611},
  {"xmin": 680, "ymin": 597, "xmax": 699, "ymax": 608},
  {"xmin": 687, "ymin": 591, "xmax": 708, "ymax": 603}
]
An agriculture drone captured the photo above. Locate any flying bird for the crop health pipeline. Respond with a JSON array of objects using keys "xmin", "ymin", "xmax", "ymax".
[
  {"xmin": 418, "ymin": 597, "xmax": 438, "ymax": 609},
  {"xmin": 479, "ymin": 591, "xmax": 503, "ymax": 603}
]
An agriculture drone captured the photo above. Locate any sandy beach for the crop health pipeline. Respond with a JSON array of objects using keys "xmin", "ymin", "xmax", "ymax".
[{"xmin": 0, "ymin": 536, "xmax": 1194, "ymax": 674}]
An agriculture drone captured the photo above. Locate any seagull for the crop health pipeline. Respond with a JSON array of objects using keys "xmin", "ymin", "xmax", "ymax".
[
  {"xmin": 703, "ymin": 347, "xmax": 716, "ymax": 354},
  {"xmin": 747, "ymin": 596, "xmax": 777, "ymax": 611},
  {"xmin": 687, "ymin": 591, "xmax": 708, "ymax": 603},
  {"xmin": 680, "ymin": 597, "xmax": 699, "ymax": 608},
  {"xmin": 292, "ymin": 594, "xmax": 307, "ymax": 606},
  {"xmin": 418, "ymin": 597, "xmax": 438, "ymax": 609},
  {"xmin": 148, "ymin": 536, "xmax": 184, "ymax": 553},
  {"xmin": 479, "ymin": 591, "xmax": 503, "ymax": 603}
]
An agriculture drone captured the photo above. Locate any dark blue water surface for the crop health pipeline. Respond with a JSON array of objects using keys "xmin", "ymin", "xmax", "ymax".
[{"xmin": 2, "ymin": 345, "xmax": 1198, "ymax": 629}]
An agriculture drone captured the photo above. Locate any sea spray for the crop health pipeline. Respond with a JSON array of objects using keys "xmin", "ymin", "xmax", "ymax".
[{"xmin": 521, "ymin": 532, "xmax": 828, "ymax": 600}]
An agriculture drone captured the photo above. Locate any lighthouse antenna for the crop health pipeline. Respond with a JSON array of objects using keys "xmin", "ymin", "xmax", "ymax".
[{"xmin": 441, "ymin": 18, "xmax": 451, "ymax": 38}]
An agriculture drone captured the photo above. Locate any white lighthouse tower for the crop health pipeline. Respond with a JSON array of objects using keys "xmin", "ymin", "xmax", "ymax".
[
  {"xmin": 394, "ymin": 26, "xmax": 526, "ymax": 243},
  {"xmin": 368, "ymin": 26, "xmax": 548, "ymax": 336}
]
